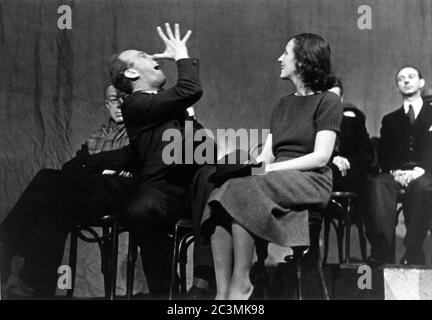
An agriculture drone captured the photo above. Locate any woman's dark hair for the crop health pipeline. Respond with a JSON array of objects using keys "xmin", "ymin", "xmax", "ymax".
[
  {"xmin": 327, "ymin": 75, "xmax": 343, "ymax": 96},
  {"xmin": 109, "ymin": 54, "xmax": 134, "ymax": 94},
  {"xmin": 290, "ymin": 33, "xmax": 333, "ymax": 92}
]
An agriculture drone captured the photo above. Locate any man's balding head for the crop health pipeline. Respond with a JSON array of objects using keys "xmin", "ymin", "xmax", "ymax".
[{"xmin": 109, "ymin": 50, "xmax": 166, "ymax": 94}]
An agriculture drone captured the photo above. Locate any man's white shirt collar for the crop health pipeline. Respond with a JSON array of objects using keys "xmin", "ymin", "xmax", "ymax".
[
  {"xmin": 403, "ymin": 97, "xmax": 423, "ymax": 119},
  {"xmin": 141, "ymin": 90, "xmax": 158, "ymax": 95}
]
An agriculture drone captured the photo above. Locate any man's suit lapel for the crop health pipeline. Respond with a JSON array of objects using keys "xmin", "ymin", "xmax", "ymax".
[
  {"xmin": 394, "ymin": 106, "xmax": 409, "ymax": 127},
  {"xmin": 414, "ymin": 102, "xmax": 432, "ymax": 138}
]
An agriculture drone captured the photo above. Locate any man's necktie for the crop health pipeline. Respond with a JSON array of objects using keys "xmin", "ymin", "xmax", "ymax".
[{"xmin": 407, "ymin": 104, "xmax": 415, "ymax": 125}]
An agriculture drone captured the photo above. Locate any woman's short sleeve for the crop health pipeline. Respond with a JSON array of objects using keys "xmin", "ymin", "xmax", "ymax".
[{"xmin": 315, "ymin": 92, "xmax": 343, "ymax": 133}]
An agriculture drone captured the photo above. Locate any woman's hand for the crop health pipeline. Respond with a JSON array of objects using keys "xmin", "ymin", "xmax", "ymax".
[{"xmin": 152, "ymin": 23, "xmax": 191, "ymax": 61}]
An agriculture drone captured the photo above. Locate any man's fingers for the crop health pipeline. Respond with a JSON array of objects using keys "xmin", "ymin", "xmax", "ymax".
[
  {"xmin": 102, "ymin": 169, "xmax": 116, "ymax": 175},
  {"xmin": 156, "ymin": 26, "xmax": 169, "ymax": 43},
  {"xmin": 165, "ymin": 22, "xmax": 175, "ymax": 39},
  {"xmin": 182, "ymin": 30, "xmax": 192, "ymax": 43},
  {"xmin": 151, "ymin": 53, "xmax": 168, "ymax": 59},
  {"xmin": 152, "ymin": 53, "xmax": 173, "ymax": 60},
  {"xmin": 174, "ymin": 23, "xmax": 180, "ymax": 39}
]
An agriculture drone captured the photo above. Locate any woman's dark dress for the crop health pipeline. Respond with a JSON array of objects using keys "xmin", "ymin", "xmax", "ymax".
[{"xmin": 200, "ymin": 91, "xmax": 342, "ymax": 247}]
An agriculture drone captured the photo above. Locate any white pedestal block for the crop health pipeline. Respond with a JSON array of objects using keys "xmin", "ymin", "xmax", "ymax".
[{"xmin": 384, "ymin": 267, "xmax": 432, "ymax": 300}]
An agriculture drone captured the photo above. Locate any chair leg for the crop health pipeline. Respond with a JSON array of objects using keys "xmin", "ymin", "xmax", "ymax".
[
  {"xmin": 180, "ymin": 235, "xmax": 195, "ymax": 295},
  {"xmin": 126, "ymin": 233, "xmax": 138, "ymax": 300},
  {"xmin": 316, "ymin": 260, "xmax": 330, "ymax": 300},
  {"xmin": 295, "ymin": 258, "xmax": 303, "ymax": 300},
  {"xmin": 178, "ymin": 235, "xmax": 191, "ymax": 295},
  {"xmin": 335, "ymin": 220, "xmax": 345, "ymax": 264},
  {"xmin": 109, "ymin": 220, "xmax": 119, "ymax": 300},
  {"xmin": 323, "ymin": 217, "xmax": 331, "ymax": 265},
  {"xmin": 67, "ymin": 230, "xmax": 78, "ymax": 299},
  {"xmin": 345, "ymin": 197, "xmax": 352, "ymax": 263},
  {"xmin": 102, "ymin": 226, "xmax": 111, "ymax": 299},
  {"xmin": 169, "ymin": 226, "xmax": 180, "ymax": 300},
  {"xmin": 357, "ymin": 218, "xmax": 367, "ymax": 262}
]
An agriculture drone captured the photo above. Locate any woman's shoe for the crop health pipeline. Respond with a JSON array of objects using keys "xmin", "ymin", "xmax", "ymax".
[
  {"xmin": 186, "ymin": 286, "xmax": 213, "ymax": 300},
  {"xmin": 246, "ymin": 285, "xmax": 255, "ymax": 300}
]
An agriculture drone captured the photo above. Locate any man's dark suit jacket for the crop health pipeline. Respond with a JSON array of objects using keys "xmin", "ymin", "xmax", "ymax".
[
  {"xmin": 338, "ymin": 106, "xmax": 373, "ymax": 173},
  {"xmin": 330, "ymin": 105, "xmax": 373, "ymax": 193},
  {"xmin": 120, "ymin": 58, "xmax": 203, "ymax": 189},
  {"xmin": 378, "ymin": 102, "xmax": 432, "ymax": 173}
]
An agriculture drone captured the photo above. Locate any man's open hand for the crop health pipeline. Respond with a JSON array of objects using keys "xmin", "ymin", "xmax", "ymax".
[{"xmin": 152, "ymin": 23, "xmax": 191, "ymax": 61}]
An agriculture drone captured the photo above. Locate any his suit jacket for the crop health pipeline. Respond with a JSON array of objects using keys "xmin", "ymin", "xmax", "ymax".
[
  {"xmin": 378, "ymin": 102, "xmax": 432, "ymax": 173},
  {"xmin": 330, "ymin": 105, "xmax": 373, "ymax": 193},
  {"xmin": 121, "ymin": 59, "xmax": 203, "ymax": 189}
]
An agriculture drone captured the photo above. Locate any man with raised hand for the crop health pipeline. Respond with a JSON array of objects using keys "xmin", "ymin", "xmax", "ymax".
[{"xmin": 109, "ymin": 23, "xmax": 203, "ymax": 297}]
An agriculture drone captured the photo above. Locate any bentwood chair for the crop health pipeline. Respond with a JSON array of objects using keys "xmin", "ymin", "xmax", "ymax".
[
  {"xmin": 322, "ymin": 191, "xmax": 367, "ymax": 264},
  {"xmin": 67, "ymin": 214, "xmax": 138, "ymax": 299},
  {"xmin": 169, "ymin": 218, "xmax": 195, "ymax": 300},
  {"xmin": 260, "ymin": 211, "xmax": 330, "ymax": 300}
]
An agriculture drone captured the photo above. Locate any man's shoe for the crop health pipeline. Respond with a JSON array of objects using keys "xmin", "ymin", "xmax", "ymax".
[
  {"xmin": 400, "ymin": 250, "xmax": 425, "ymax": 266},
  {"xmin": 366, "ymin": 255, "xmax": 388, "ymax": 267}
]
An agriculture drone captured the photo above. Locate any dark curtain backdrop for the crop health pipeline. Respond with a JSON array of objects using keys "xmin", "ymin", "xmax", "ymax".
[{"xmin": 1, "ymin": 0, "xmax": 431, "ymax": 222}]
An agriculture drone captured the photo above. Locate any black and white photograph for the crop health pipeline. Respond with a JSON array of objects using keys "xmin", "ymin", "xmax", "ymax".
[{"xmin": 0, "ymin": 0, "xmax": 432, "ymax": 307}]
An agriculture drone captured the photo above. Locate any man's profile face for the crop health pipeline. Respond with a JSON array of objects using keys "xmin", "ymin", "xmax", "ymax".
[
  {"xmin": 105, "ymin": 85, "xmax": 124, "ymax": 123},
  {"xmin": 119, "ymin": 50, "xmax": 166, "ymax": 88},
  {"xmin": 396, "ymin": 67, "xmax": 424, "ymax": 97}
]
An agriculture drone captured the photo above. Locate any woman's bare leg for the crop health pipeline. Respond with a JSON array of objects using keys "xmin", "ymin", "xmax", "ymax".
[
  {"xmin": 228, "ymin": 221, "xmax": 255, "ymax": 300},
  {"xmin": 211, "ymin": 225, "xmax": 233, "ymax": 300}
]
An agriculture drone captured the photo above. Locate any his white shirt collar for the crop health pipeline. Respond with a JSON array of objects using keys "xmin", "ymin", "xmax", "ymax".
[
  {"xmin": 141, "ymin": 90, "xmax": 158, "ymax": 95},
  {"xmin": 186, "ymin": 107, "xmax": 195, "ymax": 117},
  {"xmin": 403, "ymin": 96, "xmax": 423, "ymax": 119}
]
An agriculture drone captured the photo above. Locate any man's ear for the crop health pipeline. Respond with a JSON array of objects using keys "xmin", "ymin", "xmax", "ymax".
[
  {"xmin": 420, "ymin": 78, "xmax": 425, "ymax": 89},
  {"xmin": 124, "ymin": 68, "xmax": 140, "ymax": 80}
]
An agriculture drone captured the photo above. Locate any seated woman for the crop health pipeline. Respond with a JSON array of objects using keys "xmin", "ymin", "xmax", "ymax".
[{"xmin": 200, "ymin": 33, "xmax": 342, "ymax": 300}]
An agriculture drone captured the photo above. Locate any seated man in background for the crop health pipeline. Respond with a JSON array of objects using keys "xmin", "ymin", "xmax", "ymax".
[
  {"xmin": 328, "ymin": 78, "xmax": 374, "ymax": 203},
  {"xmin": 304, "ymin": 77, "xmax": 373, "ymax": 262},
  {"xmin": 0, "ymin": 84, "xmax": 137, "ymax": 298},
  {"xmin": 368, "ymin": 65, "xmax": 432, "ymax": 265}
]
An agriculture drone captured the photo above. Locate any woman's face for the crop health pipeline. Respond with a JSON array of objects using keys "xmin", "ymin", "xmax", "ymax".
[{"xmin": 278, "ymin": 39, "xmax": 297, "ymax": 80}]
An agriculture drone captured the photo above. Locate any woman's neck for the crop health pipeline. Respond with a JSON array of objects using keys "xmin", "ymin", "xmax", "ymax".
[{"xmin": 291, "ymin": 76, "xmax": 314, "ymax": 96}]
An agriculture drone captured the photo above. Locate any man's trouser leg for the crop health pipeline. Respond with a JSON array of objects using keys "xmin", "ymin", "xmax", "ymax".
[
  {"xmin": 367, "ymin": 173, "xmax": 401, "ymax": 262},
  {"xmin": 403, "ymin": 174, "xmax": 432, "ymax": 258},
  {"xmin": 187, "ymin": 165, "xmax": 215, "ymax": 286},
  {"xmin": 125, "ymin": 184, "xmax": 185, "ymax": 296},
  {"xmin": 0, "ymin": 169, "xmax": 132, "ymax": 296}
]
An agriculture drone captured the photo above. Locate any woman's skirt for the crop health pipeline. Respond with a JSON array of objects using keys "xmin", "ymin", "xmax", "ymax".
[{"xmin": 200, "ymin": 163, "xmax": 333, "ymax": 247}]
